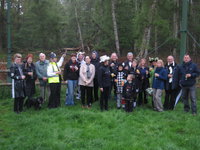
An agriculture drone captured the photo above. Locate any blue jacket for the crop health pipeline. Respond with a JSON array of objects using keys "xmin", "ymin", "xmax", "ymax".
[
  {"xmin": 152, "ymin": 67, "xmax": 167, "ymax": 89},
  {"xmin": 179, "ymin": 61, "xmax": 200, "ymax": 87}
]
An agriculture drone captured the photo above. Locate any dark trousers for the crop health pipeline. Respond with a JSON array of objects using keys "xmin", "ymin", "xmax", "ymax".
[
  {"xmin": 80, "ymin": 85, "xmax": 93, "ymax": 106},
  {"xmin": 109, "ymin": 81, "xmax": 117, "ymax": 100},
  {"xmin": 92, "ymin": 78, "xmax": 99, "ymax": 102},
  {"xmin": 138, "ymin": 88, "xmax": 147, "ymax": 105},
  {"xmin": 100, "ymin": 87, "xmax": 110, "ymax": 110},
  {"xmin": 138, "ymin": 80, "xmax": 148, "ymax": 105},
  {"xmin": 164, "ymin": 84, "xmax": 177, "ymax": 110},
  {"xmin": 182, "ymin": 85, "xmax": 197, "ymax": 114},
  {"xmin": 125, "ymin": 100, "xmax": 134, "ymax": 112},
  {"xmin": 48, "ymin": 83, "xmax": 61, "ymax": 108},
  {"xmin": 14, "ymin": 97, "xmax": 24, "ymax": 113}
]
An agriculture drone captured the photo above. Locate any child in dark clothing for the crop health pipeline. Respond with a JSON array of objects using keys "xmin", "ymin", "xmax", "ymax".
[
  {"xmin": 114, "ymin": 63, "xmax": 127, "ymax": 109},
  {"xmin": 122, "ymin": 74, "xmax": 137, "ymax": 112}
]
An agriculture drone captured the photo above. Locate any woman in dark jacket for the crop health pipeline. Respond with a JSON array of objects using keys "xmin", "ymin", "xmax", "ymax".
[
  {"xmin": 10, "ymin": 53, "xmax": 26, "ymax": 113},
  {"xmin": 64, "ymin": 53, "xmax": 80, "ymax": 105},
  {"xmin": 22, "ymin": 54, "xmax": 37, "ymax": 107},
  {"xmin": 98, "ymin": 55, "xmax": 111, "ymax": 111},
  {"xmin": 138, "ymin": 58, "xmax": 150, "ymax": 105}
]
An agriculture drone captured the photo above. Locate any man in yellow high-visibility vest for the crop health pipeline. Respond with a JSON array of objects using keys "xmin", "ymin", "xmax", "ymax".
[{"xmin": 47, "ymin": 52, "xmax": 66, "ymax": 108}]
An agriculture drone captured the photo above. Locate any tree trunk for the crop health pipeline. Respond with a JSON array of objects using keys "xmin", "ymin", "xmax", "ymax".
[
  {"xmin": 173, "ymin": 0, "xmax": 179, "ymax": 57},
  {"xmin": 154, "ymin": 26, "xmax": 158, "ymax": 55},
  {"xmin": 74, "ymin": 1, "xmax": 84, "ymax": 51},
  {"xmin": 0, "ymin": 0, "xmax": 5, "ymax": 51},
  {"xmin": 138, "ymin": 0, "xmax": 157, "ymax": 58},
  {"xmin": 111, "ymin": 0, "xmax": 120, "ymax": 56}
]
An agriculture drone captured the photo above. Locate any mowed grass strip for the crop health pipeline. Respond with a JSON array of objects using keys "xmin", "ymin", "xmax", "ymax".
[{"xmin": 0, "ymin": 88, "xmax": 200, "ymax": 150}]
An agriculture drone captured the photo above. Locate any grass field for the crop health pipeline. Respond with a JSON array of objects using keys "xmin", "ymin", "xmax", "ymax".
[{"xmin": 0, "ymin": 87, "xmax": 200, "ymax": 150}]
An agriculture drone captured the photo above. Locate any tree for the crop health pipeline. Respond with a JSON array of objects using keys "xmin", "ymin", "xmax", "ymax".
[{"xmin": 111, "ymin": 0, "xmax": 120, "ymax": 56}]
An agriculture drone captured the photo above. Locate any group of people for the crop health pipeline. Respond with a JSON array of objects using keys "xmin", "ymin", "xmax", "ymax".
[{"xmin": 10, "ymin": 51, "xmax": 199, "ymax": 115}]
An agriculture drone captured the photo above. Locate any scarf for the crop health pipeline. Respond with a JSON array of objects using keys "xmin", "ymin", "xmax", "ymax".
[{"xmin": 86, "ymin": 64, "xmax": 91, "ymax": 79}]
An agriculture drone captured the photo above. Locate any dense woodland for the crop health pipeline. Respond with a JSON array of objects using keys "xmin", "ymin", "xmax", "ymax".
[{"xmin": 0, "ymin": 0, "xmax": 200, "ymax": 58}]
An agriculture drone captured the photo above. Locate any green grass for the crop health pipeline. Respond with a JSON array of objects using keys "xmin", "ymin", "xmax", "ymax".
[{"xmin": 0, "ymin": 87, "xmax": 200, "ymax": 150}]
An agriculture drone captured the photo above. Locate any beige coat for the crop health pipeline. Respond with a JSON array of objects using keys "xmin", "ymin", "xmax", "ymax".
[{"xmin": 79, "ymin": 63, "xmax": 95, "ymax": 87}]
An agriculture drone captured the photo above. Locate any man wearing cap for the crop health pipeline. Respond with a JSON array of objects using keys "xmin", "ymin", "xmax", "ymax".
[
  {"xmin": 98, "ymin": 55, "xmax": 111, "ymax": 111},
  {"xmin": 47, "ymin": 52, "xmax": 66, "ymax": 108},
  {"xmin": 35, "ymin": 53, "xmax": 50, "ymax": 101}
]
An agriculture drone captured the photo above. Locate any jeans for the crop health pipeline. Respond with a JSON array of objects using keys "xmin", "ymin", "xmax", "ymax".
[
  {"xmin": 66, "ymin": 80, "xmax": 77, "ymax": 105},
  {"xmin": 182, "ymin": 85, "xmax": 197, "ymax": 114}
]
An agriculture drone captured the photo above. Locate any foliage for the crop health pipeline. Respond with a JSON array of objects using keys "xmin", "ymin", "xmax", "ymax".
[
  {"xmin": 0, "ymin": 88, "xmax": 200, "ymax": 150},
  {"xmin": 0, "ymin": 0, "xmax": 200, "ymax": 56}
]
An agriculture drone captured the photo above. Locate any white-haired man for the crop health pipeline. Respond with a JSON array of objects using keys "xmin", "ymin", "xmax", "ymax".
[
  {"xmin": 122, "ymin": 52, "xmax": 134, "ymax": 71},
  {"xmin": 35, "ymin": 53, "xmax": 50, "ymax": 101}
]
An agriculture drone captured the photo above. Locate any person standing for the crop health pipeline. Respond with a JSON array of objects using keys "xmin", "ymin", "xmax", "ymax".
[
  {"xmin": 164, "ymin": 56, "xmax": 180, "ymax": 110},
  {"xmin": 10, "ymin": 53, "xmax": 26, "ymax": 113},
  {"xmin": 122, "ymin": 74, "xmax": 137, "ymax": 112},
  {"xmin": 114, "ymin": 63, "xmax": 127, "ymax": 109},
  {"xmin": 35, "ymin": 53, "xmax": 49, "ymax": 101},
  {"xmin": 179, "ymin": 54, "xmax": 200, "ymax": 115},
  {"xmin": 128, "ymin": 60, "xmax": 141, "ymax": 107},
  {"xmin": 79, "ymin": 56, "xmax": 95, "ymax": 108},
  {"xmin": 22, "ymin": 54, "xmax": 37, "ymax": 107},
  {"xmin": 138, "ymin": 58, "xmax": 150, "ymax": 105},
  {"xmin": 109, "ymin": 52, "xmax": 119, "ymax": 100},
  {"xmin": 64, "ymin": 53, "xmax": 80, "ymax": 106},
  {"xmin": 47, "ymin": 52, "xmax": 65, "ymax": 108},
  {"xmin": 91, "ymin": 51, "xmax": 100, "ymax": 102},
  {"xmin": 98, "ymin": 55, "xmax": 111, "ymax": 111},
  {"xmin": 152, "ymin": 60, "xmax": 167, "ymax": 112},
  {"xmin": 122, "ymin": 52, "xmax": 134, "ymax": 72}
]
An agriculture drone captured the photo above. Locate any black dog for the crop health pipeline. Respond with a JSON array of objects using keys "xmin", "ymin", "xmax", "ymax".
[{"xmin": 24, "ymin": 97, "xmax": 44, "ymax": 110}]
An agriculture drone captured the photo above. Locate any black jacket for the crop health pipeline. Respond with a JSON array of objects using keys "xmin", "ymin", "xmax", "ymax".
[
  {"xmin": 22, "ymin": 62, "xmax": 37, "ymax": 97},
  {"xmin": 10, "ymin": 63, "xmax": 26, "ymax": 98},
  {"xmin": 165, "ymin": 63, "xmax": 180, "ymax": 90},
  {"xmin": 122, "ymin": 81, "xmax": 137, "ymax": 100},
  {"xmin": 138, "ymin": 67, "xmax": 150, "ymax": 89},
  {"xmin": 98, "ymin": 64, "xmax": 111, "ymax": 88},
  {"xmin": 63, "ymin": 60, "xmax": 79, "ymax": 81},
  {"xmin": 178, "ymin": 61, "xmax": 200, "ymax": 87},
  {"xmin": 91, "ymin": 58, "xmax": 100, "ymax": 79},
  {"xmin": 123, "ymin": 60, "xmax": 132, "ymax": 71}
]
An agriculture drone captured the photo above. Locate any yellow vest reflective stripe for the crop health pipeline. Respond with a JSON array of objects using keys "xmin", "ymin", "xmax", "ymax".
[{"xmin": 48, "ymin": 62, "xmax": 60, "ymax": 83}]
